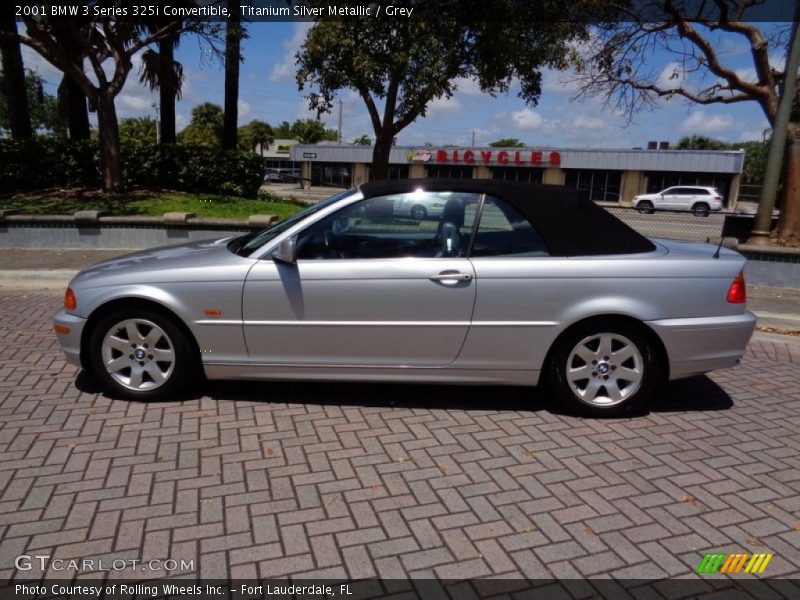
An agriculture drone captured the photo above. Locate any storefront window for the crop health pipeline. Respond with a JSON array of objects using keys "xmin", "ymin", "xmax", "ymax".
[
  {"xmin": 490, "ymin": 167, "xmax": 544, "ymax": 183},
  {"xmin": 311, "ymin": 162, "xmax": 352, "ymax": 187},
  {"xmin": 425, "ymin": 165, "xmax": 474, "ymax": 179},
  {"xmin": 564, "ymin": 169, "xmax": 622, "ymax": 202},
  {"xmin": 367, "ymin": 165, "xmax": 409, "ymax": 181}
]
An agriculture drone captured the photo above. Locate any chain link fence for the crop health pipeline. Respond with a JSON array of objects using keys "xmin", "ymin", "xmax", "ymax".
[{"xmin": 604, "ymin": 206, "xmax": 756, "ymax": 243}]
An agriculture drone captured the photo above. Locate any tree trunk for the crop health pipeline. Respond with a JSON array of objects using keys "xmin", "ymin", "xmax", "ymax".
[
  {"xmin": 60, "ymin": 74, "xmax": 90, "ymax": 140},
  {"xmin": 55, "ymin": 25, "xmax": 90, "ymax": 140},
  {"xmin": 222, "ymin": 1, "xmax": 240, "ymax": 150},
  {"xmin": 96, "ymin": 94, "xmax": 123, "ymax": 191},
  {"xmin": 370, "ymin": 130, "xmax": 394, "ymax": 181},
  {"xmin": 775, "ymin": 122, "xmax": 800, "ymax": 244},
  {"xmin": 158, "ymin": 34, "xmax": 177, "ymax": 144},
  {"xmin": 0, "ymin": 4, "xmax": 33, "ymax": 138}
]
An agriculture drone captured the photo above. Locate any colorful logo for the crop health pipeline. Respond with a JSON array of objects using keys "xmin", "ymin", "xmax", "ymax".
[{"xmin": 697, "ymin": 552, "xmax": 773, "ymax": 574}]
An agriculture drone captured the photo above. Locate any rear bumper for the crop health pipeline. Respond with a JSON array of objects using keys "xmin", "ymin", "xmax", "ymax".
[
  {"xmin": 647, "ymin": 311, "xmax": 756, "ymax": 380},
  {"xmin": 53, "ymin": 309, "xmax": 86, "ymax": 368}
]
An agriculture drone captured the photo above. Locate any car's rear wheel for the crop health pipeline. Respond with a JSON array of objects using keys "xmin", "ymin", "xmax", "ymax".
[
  {"xmin": 88, "ymin": 309, "xmax": 197, "ymax": 401},
  {"xmin": 546, "ymin": 321, "xmax": 658, "ymax": 417},
  {"xmin": 410, "ymin": 205, "xmax": 427, "ymax": 220},
  {"xmin": 636, "ymin": 200, "xmax": 654, "ymax": 214},
  {"xmin": 692, "ymin": 202, "xmax": 710, "ymax": 217}
]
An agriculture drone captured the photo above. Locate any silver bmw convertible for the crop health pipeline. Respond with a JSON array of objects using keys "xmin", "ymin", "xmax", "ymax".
[{"xmin": 53, "ymin": 179, "xmax": 756, "ymax": 416}]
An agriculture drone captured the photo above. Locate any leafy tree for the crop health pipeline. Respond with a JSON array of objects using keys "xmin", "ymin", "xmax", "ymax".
[
  {"xmin": 489, "ymin": 138, "xmax": 525, "ymax": 148},
  {"xmin": 53, "ymin": 22, "xmax": 89, "ymax": 141},
  {"xmin": 297, "ymin": 0, "xmax": 589, "ymax": 180},
  {"xmin": 138, "ymin": 30, "xmax": 184, "ymax": 144},
  {"xmin": 675, "ymin": 135, "xmax": 732, "ymax": 151},
  {"xmin": 179, "ymin": 103, "xmax": 223, "ymax": 147},
  {"xmin": 120, "ymin": 116, "xmax": 158, "ymax": 143},
  {"xmin": 353, "ymin": 134, "xmax": 372, "ymax": 146},
  {"xmin": 0, "ymin": 70, "xmax": 65, "ymax": 135},
  {"xmin": 8, "ymin": 3, "xmax": 210, "ymax": 190},
  {"xmin": 290, "ymin": 118, "xmax": 338, "ymax": 144},
  {"xmin": 238, "ymin": 119, "xmax": 274, "ymax": 154},
  {"xmin": 573, "ymin": 2, "xmax": 800, "ymax": 242},
  {"xmin": 274, "ymin": 120, "xmax": 293, "ymax": 138},
  {"xmin": 0, "ymin": 3, "xmax": 32, "ymax": 138},
  {"xmin": 675, "ymin": 135, "xmax": 768, "ymax": 187}
]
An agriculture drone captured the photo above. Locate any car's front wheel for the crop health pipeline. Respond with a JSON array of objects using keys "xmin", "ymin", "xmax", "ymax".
[
  {"xmin": 88, "ymin": 309, "xmax": 197, "ymax": 401},
  {"xmin": 636, "ymin": 200, "xmax": 655, "ymax": 214},
  {"xmin": 546, "ymin": 321, "xmax": 658, "ymax": 417}
]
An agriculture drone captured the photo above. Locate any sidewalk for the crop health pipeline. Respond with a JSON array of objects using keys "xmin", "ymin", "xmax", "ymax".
[{"xmin": 0, "ymin": 248, "xmax": 798, "ymax": 336}]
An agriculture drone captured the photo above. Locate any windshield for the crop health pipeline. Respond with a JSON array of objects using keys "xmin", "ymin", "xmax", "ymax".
[{"xmin": 231, "ymin": 189, "xmax": 357, "ymax": 257}]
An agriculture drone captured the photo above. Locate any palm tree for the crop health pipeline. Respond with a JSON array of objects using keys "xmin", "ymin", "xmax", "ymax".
[
  {"xmin": 0, "ymin": 2, "xmax": 32, "ymax": 138},
  {"xmin": 138, "ymin": 29, "xmax": 184, "ymax": 144},
  {"xmin": 54, "ymin": 22, "xmax": 89, "ymax": 140},
  {"xmin": 222, "ymin": 0, "xmax": 243, "ymax": 150},
  {"xmin": 238, "ymin": 119, "xmax": 274, "ymax": 154}
]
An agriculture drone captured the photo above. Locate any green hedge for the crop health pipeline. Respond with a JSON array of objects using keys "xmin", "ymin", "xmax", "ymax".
[{"xmin": 0, "ymin": 138, "xmax": 264, "ymax": 197}]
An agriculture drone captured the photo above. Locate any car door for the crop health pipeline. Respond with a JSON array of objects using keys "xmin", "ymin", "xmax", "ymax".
[
  {"xmin": 456, "ymin": 195, "xmax": 562, "ymax": 371},
  {"xmin": 241, "ymin": 191, "xmax": 479, "ymax": 366},
  {"xmin": 657, "ymin": 187, "xmax": 681, "ymax": 209}
]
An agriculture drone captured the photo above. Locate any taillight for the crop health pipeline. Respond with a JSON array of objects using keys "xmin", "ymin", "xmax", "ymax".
[
  {"xmin": 726, "ymin": 272, "xmax": 746, "ymax": 303},
  {"xmin": 64, "ymin": 287, "xmax": 77, "ymax": 310},
  {"xmin": 714, "ymin": 195, "xmax": 722, "ymax": 200}
]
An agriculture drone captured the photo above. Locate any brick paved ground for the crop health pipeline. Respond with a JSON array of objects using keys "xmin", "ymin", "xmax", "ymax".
[{"xmin": 1, "ymin": 291, "xmax": 799, "ymax": 583}]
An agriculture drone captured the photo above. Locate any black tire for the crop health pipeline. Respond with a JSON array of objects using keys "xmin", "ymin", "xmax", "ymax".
[
  {"xmin": 410, "ymin": 205, "xmax": 427, "ymax": 220},
  {"xmin": 636, "ymin": 200, "xmax": 654, "ymax": 214},
  {"xmin": 87, "ymin": 308, "xmax": 198, "ymax": 401},
  {"xmin": 546, "ymin": 319, "xmax": 659, "ymax": 417},
  {"xmin": 692, "ymin": 202, "xmax": 710, "ymax": 217}
]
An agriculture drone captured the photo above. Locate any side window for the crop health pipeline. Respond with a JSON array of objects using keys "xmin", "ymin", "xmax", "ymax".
[
  {"xmin": 471, "ymin": 197, "xmax": 549, "ymax": 257},
  {"xmin": 295, "ymin": 191, "xmax": 481, "ymax": 260}
]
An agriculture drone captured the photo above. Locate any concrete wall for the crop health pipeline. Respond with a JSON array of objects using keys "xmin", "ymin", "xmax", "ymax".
[{"xmin": 620, "ymin": 170, "xmax": 644, "ymax": 206}]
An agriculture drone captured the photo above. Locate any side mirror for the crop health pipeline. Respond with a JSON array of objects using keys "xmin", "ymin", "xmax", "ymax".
[{"xmin": 272, "ymin": 236, "xmax": 296, "ymax": 264}]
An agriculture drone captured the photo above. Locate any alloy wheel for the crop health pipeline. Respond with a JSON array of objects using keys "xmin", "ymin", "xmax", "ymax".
[
  {"xmin": 100, "ymin": 318, "xmax": 175, "ymax": 391},
  {"xmin": 565, "ymin": 332, "xmax": 643, "ymax": 407}
]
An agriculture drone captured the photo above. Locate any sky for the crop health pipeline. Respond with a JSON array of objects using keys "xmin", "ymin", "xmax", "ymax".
[{"xmin": 19, "ymin": 21, "xmax": 789, "ymax": 149}]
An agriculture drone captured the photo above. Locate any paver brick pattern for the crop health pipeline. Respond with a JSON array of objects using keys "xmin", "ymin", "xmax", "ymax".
[{"xmin": 1, "ymin": 292, "xmax": 799, "ymax": 582}]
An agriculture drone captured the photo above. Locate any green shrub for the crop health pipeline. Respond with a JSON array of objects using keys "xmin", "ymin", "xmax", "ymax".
[{"xmin": 0, "ymin": 137, "xmax": 264, "ymax": 197}]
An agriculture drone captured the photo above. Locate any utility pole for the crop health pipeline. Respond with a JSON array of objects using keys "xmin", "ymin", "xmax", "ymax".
[
  {"xmin": 471, "ymin": 130, "xmax": 475, "ymax": 147},
  {"xmin": 747, "ymin": 5, "xmax": 800, "ymax": 245},
  {"xmin": 338, "ymin": 98, "xmax": 343, "ymax": 144}
]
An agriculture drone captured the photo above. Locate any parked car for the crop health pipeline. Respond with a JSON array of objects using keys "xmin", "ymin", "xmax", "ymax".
[
  {"xmin": 633, "ymin": 186, "xmax": 724, "ymax": 216},
  {"xmin": 53, "ymin": 180, "xmax": 755, "ymax": 416},
  {"xmin": 264, "ymin": 168, "xmax": 300, "ymax": 183}
]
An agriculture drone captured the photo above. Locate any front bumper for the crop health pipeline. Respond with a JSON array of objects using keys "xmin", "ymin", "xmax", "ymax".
[
  {"xmin": 647, "ymin": 311, "xmax": 756, "ymax": 380},
  {"xmin": 53, "ymin": 309, "xmax": 87, "ymax": 368}
]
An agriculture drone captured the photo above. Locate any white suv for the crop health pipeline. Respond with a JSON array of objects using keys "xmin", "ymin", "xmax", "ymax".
[{"xmin": 632, "ymin": 186, "xmax": 724, "ymax": 216}]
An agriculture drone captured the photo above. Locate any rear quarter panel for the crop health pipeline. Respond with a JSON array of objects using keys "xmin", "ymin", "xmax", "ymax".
[{"xmin": 456, "ymin": 244, "xmax": 746, "ymax": 371}]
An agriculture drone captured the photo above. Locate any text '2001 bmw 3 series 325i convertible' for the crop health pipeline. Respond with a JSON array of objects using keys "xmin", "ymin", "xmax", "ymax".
[{"xmin": 53, "ymin": 179, "xmax": 755, "ymax": 416}]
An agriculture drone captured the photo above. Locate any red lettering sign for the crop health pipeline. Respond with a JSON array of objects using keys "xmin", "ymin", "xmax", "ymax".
[
  {"xmin": 498, "ymin": 151, "xmax": 508, "ymax": 165},
  {"xmin": 437, "ymin": 149, "xmax": 448, "ymax": 163},
  {"xmin": 463, "ymin": 150, "xmax": 474, "ymax": 164},
  {"xmin": 430, "ymin": 148, "xmax": 561, "ymax": 166},
  {"xmin": 549, "ymin": 151, "xmax": 561, "ymax": 166},
  {"xmin": 481, "ymin": 150, "xmax": 492, "ymax": 164},
  {"xmin": 531, "ymin": 151, "xmax": 542, "ymax": 165},
  {"xmin": 514, "ymin": 151, "xmax": 523, "ymax": 165}
]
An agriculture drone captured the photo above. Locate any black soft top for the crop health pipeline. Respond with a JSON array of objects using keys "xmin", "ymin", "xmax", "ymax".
[{"xmin": 359, "ymin": 179, "xmax": 655, "ymax": 257}]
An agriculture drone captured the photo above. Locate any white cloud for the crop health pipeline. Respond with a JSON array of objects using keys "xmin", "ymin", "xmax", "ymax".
[
  {"xmin": 270, "ymin": 22, "xmax": 313, "ymax": 82},
  {"xmin": 238, "ymin": 99, "xmax": 251, "ymax": 119},
  {"xmin": 573, "ymin": 114, "xmax": 606, "ymax": 132},
  {"xmin": 541, "ymin": 68, "xmax": 581, "ymax": 94},
  {"xmin": 425, "ymin": 96, "xmax": 463, "ymax": 119},
  {"xmin": 117, "ymin": 94, "xmax": 155, "ymax": 112},
  {"xmin": 452, "ymin": 77, "xmax": 483, "ymax": 95},
  {"xmin": 505, "ymin": 108, "xmax": 549, "ymax": 132},
  {"xmin": 680, "ymin": 111, "xmax": 733, "ymax": 134},
  {"xmin": 656, "ymin": 62, "xmax": 686, "ymax": 90}
]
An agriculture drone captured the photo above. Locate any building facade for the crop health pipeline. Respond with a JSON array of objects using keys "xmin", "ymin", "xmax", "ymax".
[{"xmin": 291, "ymin": 144, "xmax": 745, "ymax": 208}]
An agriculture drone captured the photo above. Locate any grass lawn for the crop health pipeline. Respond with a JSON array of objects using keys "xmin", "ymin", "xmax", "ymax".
[{"xmin": 0, "ymin": 189, "xmax": 306, "ymax": 221}]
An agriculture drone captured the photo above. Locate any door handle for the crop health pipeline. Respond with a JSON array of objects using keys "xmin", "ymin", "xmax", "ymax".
[{"xmin": 430, "ymin": 271, "xmax": 472, "ymax": 283}]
